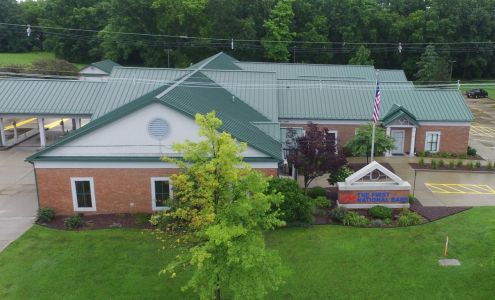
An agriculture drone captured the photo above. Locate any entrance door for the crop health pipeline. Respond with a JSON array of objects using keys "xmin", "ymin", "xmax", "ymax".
[{"xmin": 390, "ymin": 130, "xmax": 405, "ymax": 154}]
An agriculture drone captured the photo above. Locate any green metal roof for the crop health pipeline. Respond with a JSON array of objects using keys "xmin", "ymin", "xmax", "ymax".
[
  {"xmin": 382, "ymin": 104, "xmax": 419, "ymax": 126},
  {"xmin": 0, "ymin": 79, "xmax": 106, "ymax": 116},
  {"xmin": 90, "ymin": 59, "xmax": 121, "ymax": 74},
  {"xmin": 277, "ymin": 79, "xmax": 473, "ymax": 122},
  {"xmin": 252, "ymin": 122, "xmax": 281, "ymax": 141},
  {"xmin": 188, "ymin": 52, "xmax": 240, "ymax": 70},
  {"xmin": 237, "ymin": 61, "xmax": 377, "ymax": 80},
  {"xmin": 28, "ymin": 72, "xmax": 283, "ymax": 162},
  {"xmin": 377, "ymin": 69, "xmax": 408, "ymax": 82}
]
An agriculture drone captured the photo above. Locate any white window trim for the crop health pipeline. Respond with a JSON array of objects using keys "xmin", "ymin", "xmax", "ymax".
[
  {"xmin": 425, "ymin": 131, "xmax": 441, "ymax": 153},
  {"xmin": 70, "ymin": 177, "xmax": 96, "ymax": 212},
  {"xmin": 151, "ymin": 177, "xmax": 173, "ymax": 211},
  {"xmin": 328, "ymin": 130, "xmax": 338, "ymax": 146}
]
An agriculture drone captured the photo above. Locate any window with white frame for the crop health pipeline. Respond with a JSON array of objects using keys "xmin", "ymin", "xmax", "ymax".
[
  {"xmin": 425, "ymin": 131, "xmax": 441, "ymax": 152},
  {"xmin": 70, "ymin": 177, "xmax": 96, "ymax": 212},
  {"xmin": 151, "ymin": 177, "xmax": 173, "ymax": 210}
]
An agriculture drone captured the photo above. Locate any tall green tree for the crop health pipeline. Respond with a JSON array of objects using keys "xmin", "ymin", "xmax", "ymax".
[
  {"xmin": 0, "ymin": 0, "xmax": 33, "ymax": 52},
  {"xmin": 345, "ymin": 124, "xmax": 395, "ymax": 163},
  {"xmin": 349, "ymin": 45, "xmax": 374, "ymax": 65},
  {"xmin": 40, "ymin": 0, "xmax": 110, "ymax": 63},
  {"xmin": 415, "ymin": 44, "xmax": 449, "ymax": 82},
  {"xmin": 262, "ymin": 0, "xmax": 295, "ymax": 62},
  {"xmin": 153, "ymin": 112, "xmax": 287, "ymax": 300}
]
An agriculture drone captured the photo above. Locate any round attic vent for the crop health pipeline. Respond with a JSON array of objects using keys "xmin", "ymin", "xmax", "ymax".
[{"xmin": 148, "ymin": 118, "xmax": 170, "ymax": 140}]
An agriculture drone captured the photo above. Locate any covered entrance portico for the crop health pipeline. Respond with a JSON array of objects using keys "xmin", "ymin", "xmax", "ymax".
[
  {"xmin": 0, "ymin": 115, "xmax": 85, "ymax": 149},
  {"xmin": 382, "ymin": 104, "xmax": 419, "ymax": 157}
]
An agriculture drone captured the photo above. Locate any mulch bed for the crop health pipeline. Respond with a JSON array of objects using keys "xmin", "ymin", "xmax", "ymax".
[
  {"xmin": 409, "ymin": 199, "xmax": 471, "ymax": 221},
  {"xmin": 39, "ymin": 213, "xmax": 154, "ymax": 230},
  {"xmin": 349, "ymin": 162, "xmax": 395, "ymax": 173},
  {"xmin": 409, "ymin": 163, "xmax": 494, "ymax": 172}
]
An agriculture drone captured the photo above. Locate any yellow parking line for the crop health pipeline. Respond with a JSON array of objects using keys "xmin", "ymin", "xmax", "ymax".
[
  {"xmin": 45, "ymin": 119, "xmax": 69, "ymax": 129},
  {"xmin": 425, "ymin": 184, "xmax": 451, "ymax": 193},
  {"xmin": 425, "ymin": 183, "xmax": 495, "ymax": 195},
  {"xmin": 3, "ymin": 118, "xmax": 37, "ymax": 131}
]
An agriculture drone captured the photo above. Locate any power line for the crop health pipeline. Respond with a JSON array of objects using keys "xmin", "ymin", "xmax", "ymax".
[{"xmin": 2, "ymin": 22, "xmax": 495, "ymax": 48}]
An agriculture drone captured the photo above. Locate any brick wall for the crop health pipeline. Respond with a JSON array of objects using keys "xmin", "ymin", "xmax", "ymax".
[
  {"xmin": 281, "ymin": 123, "xmax": 360, "ymax": 149},
  {"xmin": 415, "ymin": 125, "xmax": 470, "ymax": 154},
  {"xmin": 281, "ymin": 122, "xmax": 470, "ymax": 155},
  {"xmin": 36, "ymin": 167, "xmax": 277, "ymax": 215}
]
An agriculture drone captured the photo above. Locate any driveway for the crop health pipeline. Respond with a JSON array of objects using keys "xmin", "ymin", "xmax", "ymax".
[
  {"xmin": 467, "ymin": 97, "xmax": 495, "ymax": 160},
  {"xmin": 412, "ymin": 170, "xmax": 495, "ymax": 207},
  {"xmin": 0, "ymin": 148, "xmax": 38, "ymax": 252}
]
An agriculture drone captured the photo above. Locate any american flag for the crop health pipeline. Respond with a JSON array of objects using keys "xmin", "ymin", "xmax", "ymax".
[{"xmin": 372, "ymin": 82, "xmax": 381, "ymax": 124}]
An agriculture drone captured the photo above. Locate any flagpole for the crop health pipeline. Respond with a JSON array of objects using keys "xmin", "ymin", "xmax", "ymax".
[{"xmin": 370, "ymin": 72, "xmax": 379, "ymax": 162}]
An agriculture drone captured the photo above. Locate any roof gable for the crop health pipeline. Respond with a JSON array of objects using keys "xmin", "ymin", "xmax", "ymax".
[
  {"xmin": 90, "ymin": 60, "xmax": 121, "ymax": 74},
  {"xmin": 382, "ymin": 104, "xmax": 418, "ymax": 126}
]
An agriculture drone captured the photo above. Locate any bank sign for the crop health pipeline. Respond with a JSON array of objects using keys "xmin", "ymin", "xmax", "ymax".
[{"xmin": 340, "ymin": 191, "xmax": 409, "ymax": 204}]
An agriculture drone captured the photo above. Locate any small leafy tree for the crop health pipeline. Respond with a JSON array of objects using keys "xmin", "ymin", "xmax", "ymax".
[
  {"xmin": 345, "ymin": 124, "xmax": 395, "ymax": 163},
  {"xmin": 349, "ymin": 45, "xmax": 374, "ymax": 65},
  {"xmin": 261, "ymin": 0, "xmax": 295, "ymax": 62},
  {"xmin": 415, "ymin": 44, "xmax": 449, "ymax": 82},
  {"xmin": 286, "ymin": 122, "xmax": 347, "ymax": 191},
  {"xmin": 153, "ymin": 112, "xmax": 287, "ymax": 300}
]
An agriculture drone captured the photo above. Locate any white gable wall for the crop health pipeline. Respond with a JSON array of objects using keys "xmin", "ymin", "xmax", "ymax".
[
  {"xmin": 79, "ymin": 66, "xmax": 108, "ymax": 75},
  {"xmin": 45, "ymin": 102, "xmax": 269, "ymax": 158}
]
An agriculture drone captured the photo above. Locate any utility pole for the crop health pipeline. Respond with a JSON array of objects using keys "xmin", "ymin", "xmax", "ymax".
[
  {"xmin": 449, "ymin": 60, "xmax": 456, "ymax": 81},
  {"xmin": 164, "ymin": 49, "xmax": 172, "ymax": 68},
  {"xmin": 293, "ymin": 46, "xmax": 296, "ymax": 63}
]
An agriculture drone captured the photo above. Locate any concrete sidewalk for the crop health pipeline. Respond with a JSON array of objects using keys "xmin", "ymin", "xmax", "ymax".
[{"xmin": 0, "ymin": 149, "xmax": 37, "ymax": 253}]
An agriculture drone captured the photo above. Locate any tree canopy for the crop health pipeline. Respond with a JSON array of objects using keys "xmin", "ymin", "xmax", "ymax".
[
  {"xmin": 286, "ymin": 123, "xmax": 347, "ymax": 190},
  {"xmin": 345, "ymin": 124, "xmax": 395, "ymax": 163},
  {"xmin": 3, "ymin": 0, "xmax": 495, "ymax": 79},
  {"xmin": 152, "ymin": 112, "xmax": 287, "ymax": 300}
]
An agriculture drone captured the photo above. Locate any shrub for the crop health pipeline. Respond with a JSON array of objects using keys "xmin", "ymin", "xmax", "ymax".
[
  {"xmin": 408, "ymin": 194, "xmax": 415, "ymax": 204},
  {"xmin": 384, "ymin": 218, "xmax": 392, "ymax": 225},
  {"xmin": 134, "ymin": 213, "xmax": 151, "ymax": 225},
  {"xmin": 466, "ymin": 161, "xmax": 474, "ymax": 169},
  {"xmin": 467, "ymin": 146, "xmax": 477, "ymax": 156},
  {"xmin": 487, "ymin": 161, "xmax": 494, "ymax": 170},
  {"xmin": 418, "ymin": 157, "xmax": 425, "ymax": 166},
  {"xmin": 329, "ymin": 207, "xmax": 348, "ymax": 223},
  {"xmin": 448, "ymin": 161, "xmax": 455, "ymax": 169},
  {"xmin": 441, "ymin": 152, "xmax": 451, "ymax": 158},
  {"xmin": 475, "ymin": 161, "xmax": 481, "ymax": 169},
  {"xmin": 459, "ymin": 153, "xmax": 467, "ymax": 159},
  {"xmin": 398, "ymin": 209, "xmax": 422, "ymax": 227},
  {"xmin": 150, "ymin": 211, "xmax": 175, "ymax": 230},
  {"xmin": 343, "ymin": 211, "xmax": 369, "ymax": 227},
  {"xmin": 328, "ymin": 166, "xmax": 354, "ymax": 185},
  {"xmin": 430, "ymin": 159, "xmax": 438, "ymax": 169},
  {"xmin": 456, "ymin": 160, "xmax": 464, "ymax": 167},
  {"xmin": 417, "ymin": 151, "xmax": 426, "ymax": 157},
  {"xmin": 306, "ymin": 187, "xmax": 327, "ymax": 199},
  {"xmin": 369, "ymin": 205, "xmax": 392, "ymax": 219},
  {"xmin": 267, "ymin": 178, "xmax": 313, "ymax": 223},
  {"xmin": 37, "ymin": 207, "xmax": 55, "ymax": 223},
  {"xmin": 313, "ymin": 196, "xmax": 330, "ymax": 209},
  {"xmin": 438, "ymin": 160, "xmax": 445, "ymax": 167},
  {"xmin": 31, "ymin": 58, "xmax": 79, "ymax": 76},
  {"xmin": 370, "ymin": 219, "xmax": 385, "ymax": 227},
  {"xmin": 64, "ymin": 215, "xmax": 84, "ymax": 230}
]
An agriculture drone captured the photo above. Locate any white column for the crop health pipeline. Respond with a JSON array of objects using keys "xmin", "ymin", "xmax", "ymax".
[
  {"xmin": 0, "ymin": 118, "xmax": 6, "ymax": 146},
  {"xmin": 13, "ymin": 121, "xmax": 18, "ymax": 143},
  {"xmin": 75, "ymin": 118, "xmax": 81, "ymax": 129},
  {"xmin": 385, "ymin": 127, "xmax": 392, "ymax": 157},
  {"xmin": 38, "ymin": 117, "xmax": 46, "ymax": 148},
  {"xmin": 409, "ymin": 127, "xmax": 416, "ymax": 157}
]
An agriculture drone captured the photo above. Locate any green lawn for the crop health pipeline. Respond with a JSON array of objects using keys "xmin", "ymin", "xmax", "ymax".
[
  {"xmin": 0, "ymin": 52, "xmax": 86, "ymax": 69},
  {"xmin": 1, "ymin": 208, "xmax": 494, "ymax": 299}
]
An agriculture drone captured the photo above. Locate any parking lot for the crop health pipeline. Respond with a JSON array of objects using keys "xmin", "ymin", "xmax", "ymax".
[
  {"xmin": 467, "ymin": 97, "xmax": 495, "ymax": 160},
  {"xmin": 412, "ymin": 170, "xmax": 495, "ymax": 207}
]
